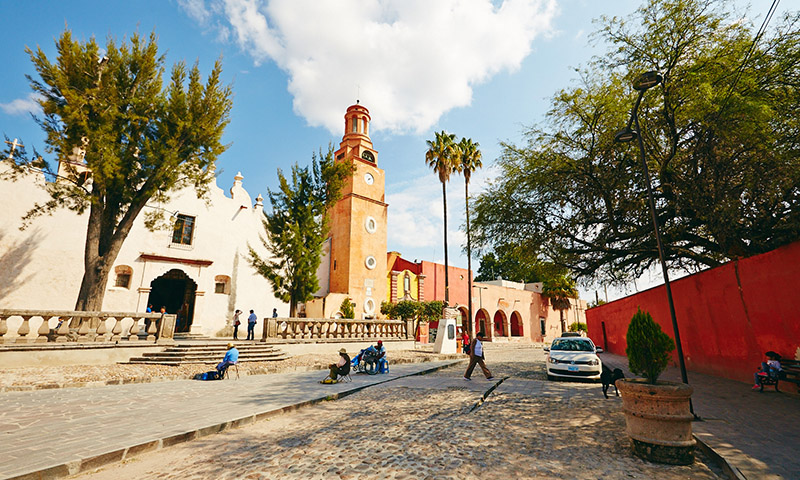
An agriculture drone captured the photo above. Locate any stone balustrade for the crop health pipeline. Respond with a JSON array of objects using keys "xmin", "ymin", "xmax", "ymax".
[
  {"xmin": 0, "ymin": 309, "xmax": 177, "ymax": 345},
  {"xmin": 262, "ymin": 317, "xmax": 414, "ymax": 341}
]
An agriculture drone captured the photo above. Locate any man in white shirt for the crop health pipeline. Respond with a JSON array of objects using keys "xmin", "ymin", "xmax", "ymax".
[{"xmin": 464, "ymin": 331, "xmax": 494, "ymax": 380}]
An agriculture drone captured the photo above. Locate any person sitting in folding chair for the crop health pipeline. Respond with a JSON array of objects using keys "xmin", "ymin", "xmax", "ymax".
[
  {"xmin": 216, "ymin": 343, "xmax": 239, "ymax": 378},
  {"xmin": 322, "ymin": 348, "xmax": 350, "ymax": 384}
]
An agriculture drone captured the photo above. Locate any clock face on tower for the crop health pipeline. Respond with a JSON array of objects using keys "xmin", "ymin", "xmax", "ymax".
[
  {"xmin": 361, "ymin": 151, "xmax": 375, "ymax": 163},
  {"xmin": 364, "ymin": 173, "xmax": 374, "ymax": 185}
]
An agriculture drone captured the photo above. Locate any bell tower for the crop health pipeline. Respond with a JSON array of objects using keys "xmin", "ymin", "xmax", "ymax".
[{"xmin": 327, "ymin": 103, "xmax": 388, "ymax": 318}]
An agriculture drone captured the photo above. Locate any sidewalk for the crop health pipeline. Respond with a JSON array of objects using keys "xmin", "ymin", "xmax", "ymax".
[
  {"xmin": 0, "ymin": 360, "xmax": 464, "ymax": 480},
  {"xmin": 600, "ymin": 352, "xmax": 800, "ymax": 480}
]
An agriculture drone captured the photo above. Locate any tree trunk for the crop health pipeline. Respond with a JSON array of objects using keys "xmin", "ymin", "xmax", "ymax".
[
  {"xmin": 442, "ymin": 181, "xmax": 449, "ymax": 306},
  {"xmin": 465, "ymin": 180, "xmax": 473, "ymax": 339},
  {"xmin": 560, "ymin": 309, "xmax": 566, "ymax": 334}
]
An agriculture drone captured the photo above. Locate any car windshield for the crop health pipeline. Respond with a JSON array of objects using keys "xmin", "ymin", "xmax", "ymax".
[{"xmin": 550, "ymin": 339, "xmax": 594, "ymax": 352}]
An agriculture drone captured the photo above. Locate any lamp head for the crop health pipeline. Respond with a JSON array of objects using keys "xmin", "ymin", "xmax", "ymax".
[
  {"xmin": 633, "ymin": 71, "xmax": 662, "ymax": 91},
  {"xmin": 614, "ymin": 128, "xmax": 638, "ymax": 143}
]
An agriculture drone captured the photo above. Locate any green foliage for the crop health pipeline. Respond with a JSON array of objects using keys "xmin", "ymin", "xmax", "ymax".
[
  {"xmin": 470, "ymin": 0, "xmax": 800, "ymax": 284},
  {"xmin": 339, "ymin": 298, "xmax": 355, "ymax": 319},
  {"xmin": 249, "ymin": 146, "xmax": 351, "ymax": 316},
  {"xmin": 3, "ymin": 29, "xmax": 232, "ymax": 310},
  {"xmin": 541, "ymin": 276, "xmax": 578, "ymax": 312},
  {"xmin": 394, "ymin": 300, "xmax": 420, "ymax": 320},
  {"xmin": 568, "ymin": 322, "xmax": 588, "ymax": 332},
  {"xmin": 380, "ymin": 301, "xmax": 395, "ymax": 319},
  {"xmin": 419, "ymin": 301, "xmax": 445, "ymax": 322},
  {"xmin": 475, "ymin": 244, "xmax": 567, "ymax": 283},
  {"xmin": 625, "ymin": 308, "xmax": 675, "ymax": 384}
]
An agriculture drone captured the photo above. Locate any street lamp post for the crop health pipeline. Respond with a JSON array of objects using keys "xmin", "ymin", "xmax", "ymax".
[
  {"xmin": 614, "ymin": 71, "xmax": 691, "ymax": 396},
  {"xmin": 472, "ymin": 285, "xmax": 487, "ymax": 335}
]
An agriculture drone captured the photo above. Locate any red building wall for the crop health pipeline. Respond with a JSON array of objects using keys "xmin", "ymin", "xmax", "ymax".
[
  {"xmin": 586, "ymin": 241, "xmax": 800, "ymax": 384},
  {"xmin": 420, "ymin": 261, "xmax": 471, "ymax": 305}
]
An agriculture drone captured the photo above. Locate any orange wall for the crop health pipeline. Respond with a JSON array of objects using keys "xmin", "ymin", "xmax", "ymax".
[{"xmin": 586, "ymin": 241, "xmax": 800, "ymax": 383}]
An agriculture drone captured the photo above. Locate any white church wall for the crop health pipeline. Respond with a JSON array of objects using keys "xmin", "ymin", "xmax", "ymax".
[{"xmin": 0, "ymin": 160, "xmax": 282, "ymax": 338}]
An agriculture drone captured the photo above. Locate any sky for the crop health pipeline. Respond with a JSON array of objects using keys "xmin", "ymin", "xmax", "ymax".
[{"xmin": 0, "ymin": 0, "xmax": 790, "ymax": 303}]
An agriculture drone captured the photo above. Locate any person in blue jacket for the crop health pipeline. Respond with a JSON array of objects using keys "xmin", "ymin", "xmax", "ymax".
[{"xmin": 216, "ymin": 343, "xmax": 239, "ymax": 376}]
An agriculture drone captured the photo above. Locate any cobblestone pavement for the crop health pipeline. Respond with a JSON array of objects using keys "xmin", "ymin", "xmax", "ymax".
[
  {"xmin": 600, "ymin": 352, "xmax": 800, "ymax": 480},
  {"xmin": 71, "ymin": 347, "xmax": 723, "ymax": 480}
]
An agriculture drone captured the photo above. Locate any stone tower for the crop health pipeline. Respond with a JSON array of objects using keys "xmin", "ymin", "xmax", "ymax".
[{"xmin": 327, "ymin": 103, "xmax": 388, "ymax": 318}]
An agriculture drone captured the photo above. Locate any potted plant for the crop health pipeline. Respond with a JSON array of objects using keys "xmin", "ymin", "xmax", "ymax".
[{"xmin": 616, "ymin": 308, "xmax": 695, "ymax": 465}]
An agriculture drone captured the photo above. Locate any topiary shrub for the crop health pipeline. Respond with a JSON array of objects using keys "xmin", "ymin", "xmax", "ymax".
[
  {"xmin": 340, "ymin": 297, "xmax": 355, "ymax": 319},
  {"xmin": 626, "ymin": 308, "xmax": 675, "ymax": 384},
  {"xmin": 568, "ymin": 322, "xmax": 587, "ymax": 332}
]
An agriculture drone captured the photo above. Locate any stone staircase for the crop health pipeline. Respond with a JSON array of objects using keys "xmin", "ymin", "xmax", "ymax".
[
  {"xmin": 172, "ymin": 332, "xmax": 213, "ymax": 341},
  {"xmin": 126, "ymin": 342, "xmax": 289, "ymax": 366}
]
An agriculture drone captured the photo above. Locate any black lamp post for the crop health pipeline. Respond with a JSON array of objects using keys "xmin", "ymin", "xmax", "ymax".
[{"xmin": 614, "ymin": 71, "xmax": 691, "ymax": 396}]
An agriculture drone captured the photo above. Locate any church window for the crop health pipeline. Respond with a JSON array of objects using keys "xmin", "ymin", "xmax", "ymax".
[
  {"xmin": 361, "ymin": 151, "xmax": 375, "ymax": 163},
  {"xmin": 365, "ymin": 255, "xmax": 377, "ymax": 270},
  {"xmin": 351, "ymin": 118, "xmax": 358, "ymax": 133},
  {"xmin": 404, "ymin": 273, "xmax": 411, "ymax": 295},
  {"xmin": 114, "ymin": 265, "xmax": 133, "ymax": 289},
  {"xmin": 172, "ymin": 214, "xmax": 195, "ymax": 245},
  {"xmin": 214, "ymin": 275, "xmax": 231, "ymax": 294}
]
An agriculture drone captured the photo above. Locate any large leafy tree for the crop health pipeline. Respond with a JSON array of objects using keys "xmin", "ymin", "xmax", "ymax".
[
  {"xmin": 425, "ymin": 131, "xmax": 458, "ymax": 305},
  {"xmin": 249, "ymin": 148, "xmax": 350, "ymax": 317},
  {"xmin": 471, "ymin": 0, "xmax": 800, "ymax": 285},
  {"xmin": 456, "ymin": 137, "xmax": 482, "ymax": 337},
  {"xmin": 475, "ymin": 244, "xmax": 566, "ymax": 284},
  {"xmin": 3, "ymin": 30, "xmax": 232, "ymax": 311}
]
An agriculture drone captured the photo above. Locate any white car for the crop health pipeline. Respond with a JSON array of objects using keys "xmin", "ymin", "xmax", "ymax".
[{"xmin": 544, "ymin": 337, "xmax": 603, "ymax": 381}]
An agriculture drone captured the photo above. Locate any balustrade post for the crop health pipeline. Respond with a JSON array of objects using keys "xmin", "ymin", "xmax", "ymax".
[
  {"xmin": 146, "ymin": 316, "xmax": 157, "ymax": 342},
  {"xmin": 128, "ymin": 317, "xmax": 141, "ymax": 341},
  {"xmin": 55, "ymin": 317, "xmax": 70, "ymax": 342},
  {"xmin": 111, "ymin": 317, "xmax": 124, "ymax": 342},
  {"xmin": 36, "ymin": 315, "xmax": 52, "ymax": 343},
  {"xmin": 76, "ymin": 316, "xmax": 90, "ymax": 343},
  {"xmin": 0, "ymin": 315, "xmax": 8, "ymax": 343},
  {"xmin": 95, "ymin": 316, "xmax": 109, "ymax": 342},
  {"xmin": 17, "ymin": 315, "xmax": 33, "ymax": 343}
]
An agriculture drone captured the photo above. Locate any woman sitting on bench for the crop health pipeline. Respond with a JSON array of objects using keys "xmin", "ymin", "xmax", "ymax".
[{"xmin": 753, "ymin": 351, "xmax": 782, "ymax": 390}]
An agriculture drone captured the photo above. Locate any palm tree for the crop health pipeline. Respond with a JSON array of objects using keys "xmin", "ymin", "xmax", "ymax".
[
  {"xmin": 542, "ymin": 276, "xmax": 578, "ymax": 334},
  {"xmin": 457, "ymin": 137, "xmax": 482, "ymax": 338},
  {"xmin": 425, "ymin": 130, "xmax": 457, "ymax": 306}
]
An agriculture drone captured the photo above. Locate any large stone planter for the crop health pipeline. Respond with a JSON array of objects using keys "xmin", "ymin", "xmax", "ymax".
[{"xmin": 617, "ymin": 378, "xmax": 695, "ymax": 465}]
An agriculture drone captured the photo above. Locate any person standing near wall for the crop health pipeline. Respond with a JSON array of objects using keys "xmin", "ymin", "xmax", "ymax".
[
  {"xmin": 232, "ymin": 309, "xmax": 242, "ymax": 340},
  {"xmin": 272, "ymin": 308, "xmax": 278, "ymax": 318},
  {"xmin": 463, "ymin": 331, "xmax": 493, "ymax": 380},
  {"xmin": 246, "ymin": 309, "xmax": 257, "ymax": 340}
]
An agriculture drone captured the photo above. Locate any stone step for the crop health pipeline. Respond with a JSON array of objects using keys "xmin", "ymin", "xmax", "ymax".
[
  {"xmin": 126, "ymin": 354, "xmax": 290, "ymax": 365},
  {"xmin": 138, "ymin": 352, "xmax": 285, "ymax": 361},
  {"xmin": 123, "ymin": 341, "xmax": 289, "ymax": 365}
]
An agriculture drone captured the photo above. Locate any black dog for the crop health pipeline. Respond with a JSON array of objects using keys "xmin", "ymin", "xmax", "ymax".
[{"xmin": 601, "ymin": 365, "xmax": 625, "ymax": 398}]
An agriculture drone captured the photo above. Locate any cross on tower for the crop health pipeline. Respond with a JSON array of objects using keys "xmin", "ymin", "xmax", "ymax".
[{"xmin": 4, "ymin": 138, "xmax": 24, "ymax": 160}]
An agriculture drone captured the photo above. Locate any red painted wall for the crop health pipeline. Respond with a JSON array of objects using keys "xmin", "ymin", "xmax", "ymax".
[
  {"xmin": 420, "ymin": 261, "xmax": 471, "ymax": 305},
  {"xmin": 586, "ymin": 241, "xmax": 800, "ymax": 384}
]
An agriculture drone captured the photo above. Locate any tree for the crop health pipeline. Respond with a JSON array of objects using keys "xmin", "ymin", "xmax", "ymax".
[
  {"xmin": 456, "ymin": 137, "xmax": 482, "ymax": 338},
  {"xmin": 542, "ymin": 276, "xmax": 578, "ymax": 334},
  {"xmin": 339, "ymin": 297, "xmax": 355, "ymax": 319},
  {"xmin": 425, "ymin": 131, "xmax": 458, "ymax": 306},
  {"xmin": 470, "ymin": 0, "xmax": 800, "ymax": 285},
  {"xmin": 474, "ymin": 244, "xmax": 567, "ymax": 284},
  {"xmin": 3, "ymin": 30, "xmax": 232, "ymax": 311},
  {"xmin": 626, "ymin": 308, "xmax": 675, "ymax": 383},
  {"xmin": 249, "ymin": 147, "xmax": 351, "ymax": 317}
]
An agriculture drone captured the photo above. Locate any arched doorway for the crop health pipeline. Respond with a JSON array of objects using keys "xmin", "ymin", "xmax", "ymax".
[
  {"xmin": 493, "ymin": 310, "xmax": 507, "ymax": 337},
  {"xmin": 475, "ymin": 309, "xmax": 489, "ymax": 337},
  {"xmin": 510, "ymin": 311, "xmax": 523, "ymax": 337},
  {"xmin": 458, "ymin": 306, "xmax": 469, "ymax": 333},
  {"xmin": 147, "ymin": 269, "xmax": 197, "ymax": 333}
]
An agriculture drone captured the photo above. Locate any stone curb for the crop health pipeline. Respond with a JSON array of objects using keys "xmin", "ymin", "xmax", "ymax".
[
  {"xmin": 0, "ymin": 354, "xmax": 466, "ymax": 393},
  {"xmin": 693, "ymin": 434, "xmax": 748, "ymax": 480},
  {"xmin": 6, "ymin": 359, "xmax": 465, "ymax": 480}
]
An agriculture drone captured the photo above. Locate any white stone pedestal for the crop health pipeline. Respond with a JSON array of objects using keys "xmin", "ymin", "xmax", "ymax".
[{"xmin": 433, "ymin": 318, "xmax": 457, "ymax": 354}]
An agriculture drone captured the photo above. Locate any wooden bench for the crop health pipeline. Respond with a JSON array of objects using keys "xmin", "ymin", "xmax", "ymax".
[{"xmin": 758, "ymin": 358, "xmax": 800, "ymax": 392}]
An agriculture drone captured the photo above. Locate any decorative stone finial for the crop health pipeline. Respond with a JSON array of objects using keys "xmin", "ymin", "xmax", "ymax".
[{"xmin": 255, "ymin": 193, "xmax": 263, "ymax": 208}]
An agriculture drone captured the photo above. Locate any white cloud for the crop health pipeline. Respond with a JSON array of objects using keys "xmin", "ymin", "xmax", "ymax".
[
  {"xmin": 178, "ymin": 0, "xmax": 212, "ymax": 23},
  {"xmin": 198, "ymin": 0, "xmax": 558, "ymax": 134},
  {"xmin": 0, "ymin": 93, "xmax": 42, "ymax": 116}
]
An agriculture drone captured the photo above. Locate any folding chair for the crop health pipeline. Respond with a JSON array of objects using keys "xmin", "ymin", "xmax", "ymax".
[{"xmin": 223, "ymin": 362, "xmax": 240, "ymax": 380}]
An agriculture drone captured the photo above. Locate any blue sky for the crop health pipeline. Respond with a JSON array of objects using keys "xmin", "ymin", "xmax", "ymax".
[{"xmin": 0, "ymin": 0, "xmax": 787, "ymax": 302}]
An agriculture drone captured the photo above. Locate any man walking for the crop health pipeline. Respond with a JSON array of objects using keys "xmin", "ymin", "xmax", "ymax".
[
  {"xmin": 246, "ymin": 309, "xmax": 257, "ymax": 340},
  {"xmin": 463, "ymin": 331, "xmax": 493, "ymax": 380}
]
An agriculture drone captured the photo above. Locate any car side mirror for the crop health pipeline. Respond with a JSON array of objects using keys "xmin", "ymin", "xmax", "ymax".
[
  {"xmin": 543, "ymin": 346, "xmax": 550, "ymax": 352},
  {"xmin": 595, "ymin": 347, "xmax": 604, "ymax": 353}
]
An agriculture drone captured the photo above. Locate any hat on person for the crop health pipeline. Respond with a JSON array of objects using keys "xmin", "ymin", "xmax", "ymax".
[
  {"xmin": 377, "ymin": 340, "xmax": 383, "ymax": 345},
  {"xmin": 339, "ymin": 348, "xmax": 347, "ymax": 354},
  {"xmin": 227, "ymin": 343, "xmax": 234, "ymax": 349}
]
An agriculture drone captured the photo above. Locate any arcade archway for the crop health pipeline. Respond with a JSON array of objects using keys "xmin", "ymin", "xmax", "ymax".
[
  {"xmin": 147, "ymin": 269, "xmax": 197, "ymax": 333},
  {"xmin": 493, "ymin": 310, "xmax": 507, "ymax": 337},
  {"xmin": 510, "ymin": 311, "xmax": 523, "ymax": 337}
]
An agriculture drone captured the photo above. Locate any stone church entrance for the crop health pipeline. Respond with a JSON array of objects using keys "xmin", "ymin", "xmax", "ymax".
[{"xmin": 147, "ymin": 269, "xmax": 197, "ymax": 333}]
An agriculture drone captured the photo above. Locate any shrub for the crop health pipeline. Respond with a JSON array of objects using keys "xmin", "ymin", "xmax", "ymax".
[
  {"xmin": 340, "ymin": 298, "xmax": 355, "ymax": 319},
  {"xmin": 625, "ymin": 308, "xmax": 675, "ymax": 384},
  {"xmin": 380, "ymin": 301, "xmax": 395, "ymax": 319},
  {"xmin": 568, "ymin": 322, "xmax": 587, "ymax": 332}
]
